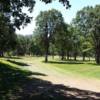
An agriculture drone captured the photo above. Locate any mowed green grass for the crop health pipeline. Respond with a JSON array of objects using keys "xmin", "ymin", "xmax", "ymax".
[
  {"xmin": 45, "ymin": 57, "xmax": 100, "ymax": 79},
  {"xmin": 23, "ymin": 56, "xmax": 100, "ymax": 79}
]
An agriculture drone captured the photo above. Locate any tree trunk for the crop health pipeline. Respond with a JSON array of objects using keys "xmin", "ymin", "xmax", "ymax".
[
  {"xmin": 61, "ymin": 49, "xmax": 65, "ymax": 60},
  {"xmin": 74, "ymin": 52, "xmax": 77, "ymax": 61},
  {"xmin": 74, "ymin": 55, "xmax": 77, "ymax": 61},
  {"xmin": 0, "ymin": 51, "xmax": 4, "ymax": 57},
  {"xmin": 45, "ymin": 51, "xmax": 48, "ymax": 63},
  {"xmin": 83, "ymin": 52, "xmax": 86, "ymax": 61},
  {"xmin": 44, "ymin": 23, "xmax": 50, "ymax": 63},
  {"xmin": 52, "ymin": 50, "xmax": 54, "ymax": 59},
  {"xmin": 95, "ymin": 45, "xmax": 100, "ymax": 64},
  {"xmin": 88, "ymin": 56, "xmax": 90, "ymax": 61},
  {"xmin": 67, "ymin": 51, "xmax": 69, "ymax": 60},
  {"xmin": 61, "ymin": 53, "xmax": 64, "ymax": 60},
  {"xmin": 52, "ymin": 54, "xmax": 54, "ymax": 59},
  {"xmin": 61, "ymin": 55, "xmax": 64, "ymax": 60},
  {"xmin": 45, "ymin": 43, "xmax": 49, "ymax": 63},
  {"xmin": 45, "ymin": 53, "xmax": 48, "ymax": 62}
]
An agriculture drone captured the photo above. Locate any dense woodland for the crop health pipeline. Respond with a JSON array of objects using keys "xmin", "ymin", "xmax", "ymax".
[{"xmin": 0, "ymin": 0, "xmax": 100, "ymax": 64}]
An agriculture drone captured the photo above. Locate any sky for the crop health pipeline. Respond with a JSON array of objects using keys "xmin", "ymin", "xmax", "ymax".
[{"xmin": 16, "ymin": 0, "xmax": 100, "ymax": 35}]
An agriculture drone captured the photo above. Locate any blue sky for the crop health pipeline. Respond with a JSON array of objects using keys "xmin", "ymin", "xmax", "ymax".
[{"xmin": 16, "ymin": 0, "xmax": 100, "ymax": 35}]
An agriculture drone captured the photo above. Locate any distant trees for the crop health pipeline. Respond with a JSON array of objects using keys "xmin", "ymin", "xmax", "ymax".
[
  {"xmin": 16, "ymin": 35, "xmax": 28, "ymax": 56},
  {"xmin": 15, "ymin": 35, "xmax": 42, "ymax": 56}
]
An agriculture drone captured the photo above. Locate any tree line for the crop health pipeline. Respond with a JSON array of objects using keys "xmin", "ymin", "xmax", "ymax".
[
  {"xmin": 33, "ymin": 9, "xmax": 95, "ymax": 62},
  {"xmin": 0, "ymin": 0, "xmax": 100, "ymax": 64},
  {"xmin": 33, "ymin": 5, "xmax": 100, "ymax": 64}
]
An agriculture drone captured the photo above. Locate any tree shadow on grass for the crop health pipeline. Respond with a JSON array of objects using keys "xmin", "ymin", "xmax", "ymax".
[
  {"xmin": 86, "ymin": 62, "xmax": 100, "ymax": 66},
  {"xmin": 4, "ymin": 56, "xmax": 22, "ymax": 59},
  {"xmin": 45, "ymin": 61, "xmax": 84, "ymax": 64},
  {"xmin": 7, "ymin": 60, "xmax": 29, "ymax": 66},
  {"xmin": 0, "ymin": 62, "xmax": 100, "ymax": 100}
]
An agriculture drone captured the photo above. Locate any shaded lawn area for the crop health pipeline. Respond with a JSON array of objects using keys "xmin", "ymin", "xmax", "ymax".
[
  {"xmin": 4, "ymin": 56, "xmax": 22, "ymax": 59},
  {"xmin": 47, "ymin": 60, "xmax": 100, "ymax": 79},
  {"xmin": 7, "ymin": 59, "xmax": 29, "ymax": 66},
  {"xmin": 0, "ymin": 59, "xmax": 100, "ymax": 100}
]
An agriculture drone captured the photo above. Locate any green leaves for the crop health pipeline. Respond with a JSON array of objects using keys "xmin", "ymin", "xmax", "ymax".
[{"xmin": 40, "ymin": 0, "xmax": 71, "ymax": 8}]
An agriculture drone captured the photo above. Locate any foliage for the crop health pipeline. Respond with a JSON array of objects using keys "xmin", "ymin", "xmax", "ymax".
[
  {"xmin": 16, "ymin": 35, "xmax": 32, "ymax": 55},
  {"xmin": 0, "ymin": 14, "xmax": 17, "ymax": 56},
  {"xmin": 40, "ymin": 0, "xmax": 71, "ymax": 8},
  {"xmin": 73, "ymin": 5, "xmax": 100, "ymax": 64},
  {"xmin": 0, "ymin": 0, "xmax": 70, "ymax": 29},
  {"xmin": 54, "ymin": 23, "xmax": 70, "ymax": 60},
  {"xmin": 34, "ymin": 9, "xmax": 64, "ymax": 62}
]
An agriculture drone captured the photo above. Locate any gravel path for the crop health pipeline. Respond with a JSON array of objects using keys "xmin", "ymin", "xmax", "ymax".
[{"xmin": 22, "ymin": 58, "xmax": 100, "ymax": 93}]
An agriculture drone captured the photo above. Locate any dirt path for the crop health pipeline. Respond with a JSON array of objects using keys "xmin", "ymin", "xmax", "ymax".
[{"xmin": 22, "ymin": 58, "xmax": 100, "ymax": 93}]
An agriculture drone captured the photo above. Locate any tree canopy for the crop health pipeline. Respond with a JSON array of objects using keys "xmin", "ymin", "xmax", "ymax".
[
  {"xmin": 73, "ymin": 5, "xmax": 100, "ymax": 64},
  {"xmin": 34, "ymin": 9, "xmax": 64, "ymax": 62},
  {"xmin": 0, "ymin": 0, "xmax": 70, "ymax": 29}
]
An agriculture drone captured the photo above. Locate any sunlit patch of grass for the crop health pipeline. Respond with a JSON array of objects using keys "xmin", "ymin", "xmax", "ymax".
[{"xmin": 47, "ymin": 60, "xmax": 100, "ymax": 79}]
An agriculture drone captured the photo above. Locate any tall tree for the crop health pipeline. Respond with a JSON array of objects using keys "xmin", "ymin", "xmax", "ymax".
[
  {"xmin": 34, "ymin": 9, "xmax": 64, "ymax": 62},
  {"xmin": 71, "ymin": 26, "xmax": 81, "ymax": 61},
  {"xmin": 0, "ymin": 14, "xmax": 17, "ymax": 56},
  {"xmin": 73, "ymin": 5, "xmax": 100, "ymax": 64},
  {"xmin": 54, "ymin": 23, "xmax": 70, "ymax": 60}
]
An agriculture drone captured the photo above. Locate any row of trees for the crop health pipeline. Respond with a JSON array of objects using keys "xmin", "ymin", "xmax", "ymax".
[
  {"xmin": 9, "ymin": 26, "xmax": 92, "ymax": 62},
  {"xmin": 31, "ymin": 5, "xmax": 100, "ymax": 64},
  {"xmin": 1, "ymin": 6, "xmax": 99, "ymax": 64},
  {"xmin": 15, "ymin": 35, "xmax": 42, "ymax": 56},
  {"xmin": 33, "ymin": 5, "xmax": 100, "ymax": 64},
  {"xmin": 0, "ymin": 0, "xmax": 100, "ymax": 64},
  {"xmin": 33, "ymin": 9, "xmax": 94, "ymax": 62}
]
